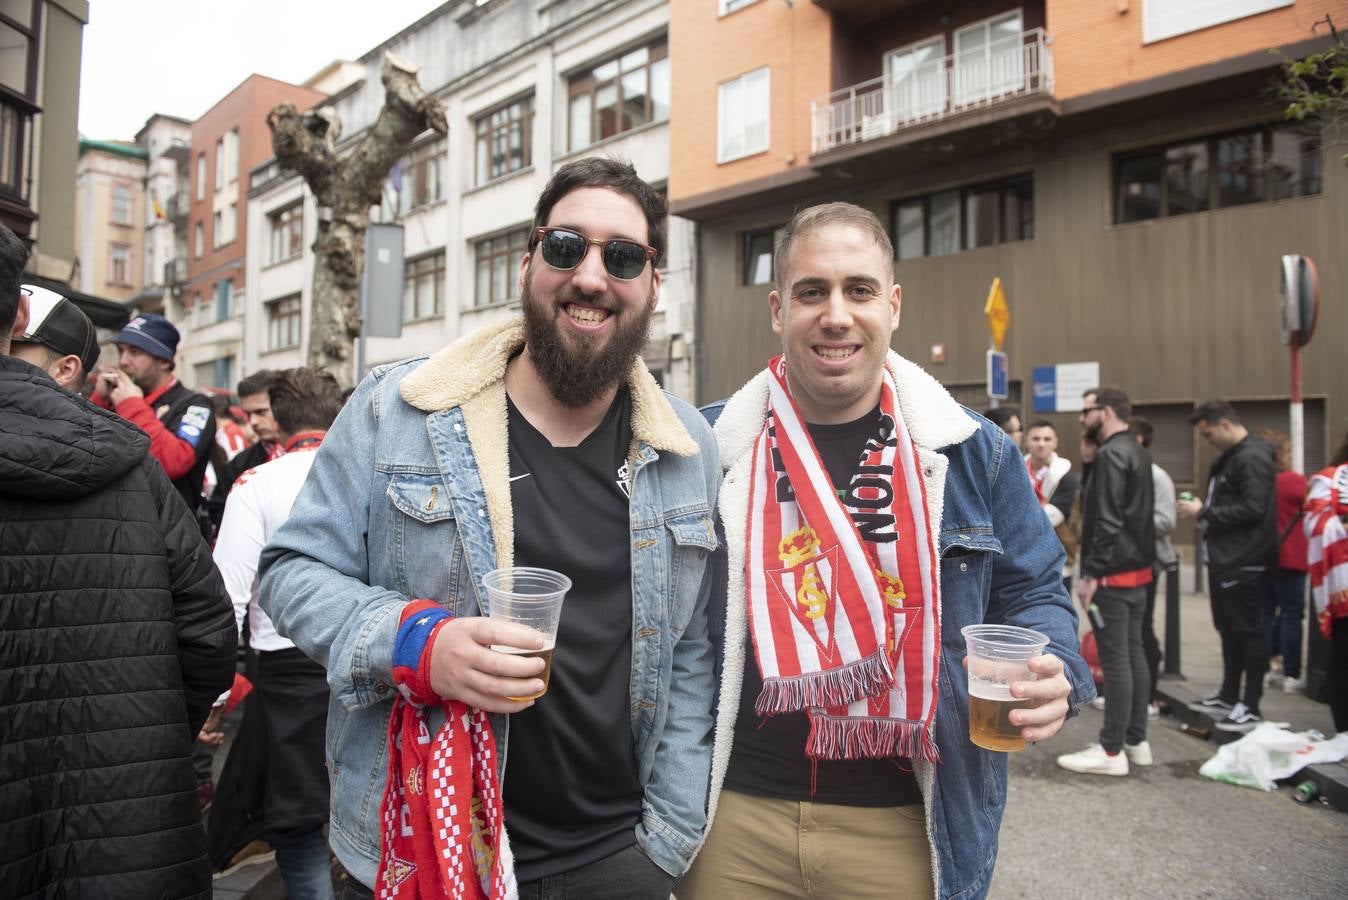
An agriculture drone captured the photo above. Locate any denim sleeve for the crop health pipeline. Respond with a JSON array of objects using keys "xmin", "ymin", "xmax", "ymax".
[
  {"xmin": 258, "ymin": 372, "xmax": 405, "ymax": 710},
  {"xmin": 638, "ymin": 419, "xmax": 720, "ymax": 877},
  {"xmin": 983, "ymin": 431, "xmax": 1095, "ymax": 711}
]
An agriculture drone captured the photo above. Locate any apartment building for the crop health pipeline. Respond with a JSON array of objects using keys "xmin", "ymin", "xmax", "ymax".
[
  {"xmin": 72, "ymin": 139, "xmax": 147, "ymax": 303},
  {"xmin": 131, "ymin": 114, "xmax": 192, "ymax": 316},
  {"xmin": 243, "ymin": 0, "xmax": 696, "ymax": 398},
  {"xmin": 180, "ymin": 75, "xmax": 325, "ymax": 390},
  {"xmin": 671, "ymin": 0, "xmax": 1345, "ymax": 500}
]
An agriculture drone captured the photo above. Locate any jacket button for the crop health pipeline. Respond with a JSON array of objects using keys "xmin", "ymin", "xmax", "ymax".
[{"xmin": 960, "ymin": 562, "xmax": 968, "ymax": 572}]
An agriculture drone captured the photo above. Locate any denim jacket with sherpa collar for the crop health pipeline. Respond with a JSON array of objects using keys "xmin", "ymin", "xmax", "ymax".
[
  {"xmin": 699, "ymin": 350, "xmax": 1094, "ymax": 900},
  {"xmin": 259, "ymin": 317, "xmax": 721, "ymax": 889}
]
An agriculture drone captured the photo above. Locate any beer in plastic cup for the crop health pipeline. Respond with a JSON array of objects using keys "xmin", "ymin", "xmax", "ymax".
[
  {"xmin": 960, "ymin": 623, "xmax": 1050, "ymax": 752},
  {"xmin": 482, "ymin": 567, "xmax": 571, "ymax": 701}
]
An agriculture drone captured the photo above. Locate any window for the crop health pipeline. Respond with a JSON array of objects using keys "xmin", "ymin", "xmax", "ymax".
[
  {"xmin": 1144, "ymin": 0, "xmax": 1292, "ymax": 44},
  {"xmin": 214, "ymin": 138, "xmax": 224, "ymax": 191},
  {"xmin": 267, "ymin": 295, "xmax": 302, "ymax": 350},
  {"xmin": 885, "ymin": 36, "xmax": 945, "ymax": 123},
  {"xmin": 567, "ymin": 38, "xmax": 670, "ymax": 151},
  {"xmin": 269, "ymin": 202, "xmax": 303, "ymax": 262},
  {"xmin": 953, "ymin": 11, "xmax": 1023, "ymax": 106},
  {"xmin": 718, "ymin": 67, "xmax": 770, "ymax": 163},
  {"xmin": 215, "ymin": 278, "xmax": 233, "ymax": 321},
  {"xmin": 196, "ymin": 152, "xmax": 206, "ymax": 200},
  {"xmin": 111, "ymin": 184, "xmax": 133, "ymax": 225},
  {"xmin": 404, "ymin": 250, "xmax": 446, "ymax": 321},
  {"xmin": 1113, "ymin": 123, "xmax": 1321, "ymax": 224},
  {"xmin": 742, "ymin": 227, "xmax": 781, "ymax": 285},
  {"xmin": 475, "ymin": 95, "xmax": 533, "ymax": 184},
  {"xmin": 892, "ymin": 174, "xmax": 1033, "ymax": 260},
  {"xmin": 473, "ymin": 230, "xmax": 527, "ymax": 308},
  {"xmin": 195, "ymin": 356, "xmax": 235, "ymax": 389},
  {"xmin": 225, "ymin": 129, "xmax": 239, "ymax": 183},
  {"xmin": 385, "ymin": 138, "xmax": 447, "ymax": 216},
  {"xmin": 194, "ymin": 221, "xmax": 204, "ymax": 257},
  {"xmin": 108, "ymin": 243, "xmax": 131, "ymax": 285},
  {"xmin": 0, "ymin": 6, "xmax": 36, "ymax": 99}
]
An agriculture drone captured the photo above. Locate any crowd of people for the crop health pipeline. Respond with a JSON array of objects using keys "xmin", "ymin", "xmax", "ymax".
[{"xmin": 1, "ymin": 157, "xmax": 1345, "ymax": 900}]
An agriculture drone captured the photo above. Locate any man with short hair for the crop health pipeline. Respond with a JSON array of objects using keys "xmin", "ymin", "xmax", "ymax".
[
  {"xmin": 1056, "ymin": 387, "xmax": 1155, "ymax": 777},
  {"xmin": 1179, "ymin": 399, "xmax": 1277, "ymax": 731},
  {"xmin": 683, "ymin": 203, "xmax": 1088, "ymax": 900},
  {"xmin": 259, "ymin": 158, "xmax": 719, "ymax": 898},
  {"xmin": 1025, "ymin": 419, "xmax": 1080, "ymax": 589},
  {"xmin": 8, "ymin": 284, "xmax": 100, "ymax": 392},
  {"xmin": 209, "ymin": 368, "xmax": 346, "ymax": 899},
  {"xmin": 206, "ymin": 369, "xmax": 283, "ymax": 536},
  {"xmin": 93, "ymin": 312, "xmax": 216, "ymax": 518},
  {"xmin": 0, "ymin": 223, "xmax": 238, "ymax": 897}
]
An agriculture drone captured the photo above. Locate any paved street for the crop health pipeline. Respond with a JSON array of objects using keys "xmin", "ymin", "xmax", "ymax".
[{"xmin": 991, "ymin": 561, "xmax": 1348, "ymax": 900}]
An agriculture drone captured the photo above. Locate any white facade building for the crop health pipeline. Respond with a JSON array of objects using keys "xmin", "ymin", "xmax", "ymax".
[
  {"xmin": 133, "ymin": 114, "xmax": 192, "ymax": 315},
  {"xmin": 242, "ymin": 0, "xmax": 695, "ymax": 398}
]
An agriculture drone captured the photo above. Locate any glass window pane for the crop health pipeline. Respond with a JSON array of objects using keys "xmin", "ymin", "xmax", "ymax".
[
  {"xmin": 403, "ymin": 276, "xmax": 414, "ymax": 321},
  {"xmin": 1164, "ymin": 142, "xmax": 1209, "ymax": 215},
  {"xmin": 622, "ymin": 69, "xmax": 648, "ymax": 132},
  {"xmin": 964, "ymin": 187, "xmax": 1000, "ymax": 249},
  {"xmin": 1116, "ymin": 152, "xmax": 1162, "ymax": 223},
  {"xmin": 744, "ymin": 230, "xmax": 774, "ymax": 285},
  {"xmin": 929, "ymin": 190, "xmax": 960, "ymax": 256},
  {"xmin": 595, "ymin": 83, "xmax": 618, "ymax": 140},
  {"xmin": 1003, "ymin": 176, "xmax": 1033, "ymax": 241},
  {"xmin": 896, "ymin": 200, "xmax": 924, "ymax": 259},
  {"xmin": 620, "ymin": 47, "xmax": 649, "ymax": 71},
  {"xmin": 492, "ymin": 254, "xmax": 508, "ymax": 305},
  {"xmin": 1270, "ymin": 126, "xmax": 1322, "ymax": 200},
  {"xmin": 593, "ymin": 59, "xmax": 619, "ymax": 81},
  {"xmin": 476, "ymin": 257, "xmax": 490, "ymax": 307},
  {"xmin": 1216, "ymin": 132, "xmax": 1263, "ymax": 207},
  {"xmin": 650, "ymin": 57, "xmax": 670, "ymax": 122},
  {"xmin": 569, "ymin": 94, "xmax": 591, "ymax": 150},
  {"xmin": 0, "ymin": 23, "xmax": 29, "ymax": 95}
]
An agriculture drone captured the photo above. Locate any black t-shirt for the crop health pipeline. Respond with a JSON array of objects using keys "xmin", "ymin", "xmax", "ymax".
[
  {"xmin": 724, "ymin": 406, "xmax": 923, "ymax": 807},
  {"xmin": 502, "ymin": 388, "xmax": 642, "ymax": 882}
]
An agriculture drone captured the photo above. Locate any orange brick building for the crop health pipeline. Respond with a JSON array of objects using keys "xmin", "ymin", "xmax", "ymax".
[{"xmin": 673, "ymin": 0, "xmax": 1345, "ymax": 496}]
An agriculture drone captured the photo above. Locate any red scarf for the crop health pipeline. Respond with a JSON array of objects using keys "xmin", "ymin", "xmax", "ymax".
[
  {"xmin": 1027, "ymin": 458, "xmax": 1049, "ymax": 505},
  {"xmin": 1306, "ymin": 464, "xmax": 1348, "ymax": 639},
  {"xmin": 377, "ymin": 601, "xmax": 515, "ymax": 899},
  {"xmin": 745, "ymin": 357, "xmax": 941, "ymax": 763}
]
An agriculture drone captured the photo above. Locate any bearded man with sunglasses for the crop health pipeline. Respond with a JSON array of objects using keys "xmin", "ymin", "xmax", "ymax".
[{"xmin": 259, "ymin": 158, "xmax": 719, "ymax": 899}]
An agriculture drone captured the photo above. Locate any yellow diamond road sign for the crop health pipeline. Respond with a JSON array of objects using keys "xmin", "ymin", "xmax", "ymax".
[{"xmin": 985, "ymin": 277, "xmax": 1009, "ymax": 351}]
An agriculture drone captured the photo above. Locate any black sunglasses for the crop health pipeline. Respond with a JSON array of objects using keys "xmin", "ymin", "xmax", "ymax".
[{"xmin": 531, "ymin": 227, "xmax": 657, "ymax": 281}]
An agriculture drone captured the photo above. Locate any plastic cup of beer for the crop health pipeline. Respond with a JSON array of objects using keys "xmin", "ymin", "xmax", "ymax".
[
  {"xmin": 482, "ymin": 567, "xmax": 570, "ymax": 701},
  {"xmin": 960, "ymin": 624, "xmax": 1050, "ymax": 752}
]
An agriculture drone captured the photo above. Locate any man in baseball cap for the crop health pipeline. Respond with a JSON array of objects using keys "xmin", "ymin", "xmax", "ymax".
[
  {"xmin": 93, "ymin": 312, "xmax": 216, "ymax": 522},
  {"xmin": 9, "ymin": 285, "xmax": 100, "ymax": 392}
]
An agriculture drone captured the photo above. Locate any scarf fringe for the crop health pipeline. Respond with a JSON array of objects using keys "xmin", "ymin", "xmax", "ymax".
[
  {"xmin": 755, "ymin": 650, "xmax": 893, "ymax": 716},
  {"xmin": 806, "ymin": 712, "xmax": 942, "ymax": 764}
]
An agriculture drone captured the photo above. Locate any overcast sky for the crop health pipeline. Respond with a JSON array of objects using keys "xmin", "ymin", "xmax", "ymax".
[{"xmin": 78, "ymin": 0, "xmax": 450, "ymax": 139}]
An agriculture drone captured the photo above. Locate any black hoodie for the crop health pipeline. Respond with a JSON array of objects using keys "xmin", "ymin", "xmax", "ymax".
[{"xmin": 0, "ymin": 355, "xmax": 237, "ymax": 899}]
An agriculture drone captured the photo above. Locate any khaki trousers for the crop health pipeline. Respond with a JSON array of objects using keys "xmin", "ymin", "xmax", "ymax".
[{"xmin": 679, "ymin": 790, "xmax": 934, "ymax": 900}]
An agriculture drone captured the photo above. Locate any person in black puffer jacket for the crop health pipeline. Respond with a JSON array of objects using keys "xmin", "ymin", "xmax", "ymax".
[{"xmin": 0, "ymin": 224, "xmax": 238, "ymax": 900}]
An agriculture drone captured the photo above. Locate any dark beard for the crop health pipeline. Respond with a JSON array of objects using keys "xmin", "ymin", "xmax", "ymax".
[
  {"xmin": 520, "ymin": 274, "xmax": 654, "ymax": 408},
  {"xmin": 1084, "ymin": 419, "xmax": 1103, "ymax": 444}
]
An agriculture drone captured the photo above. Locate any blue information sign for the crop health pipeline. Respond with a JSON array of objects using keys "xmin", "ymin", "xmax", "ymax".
[{"xmin": 986, "ymin": 350, "xmax": 1008, "ymax": 400}]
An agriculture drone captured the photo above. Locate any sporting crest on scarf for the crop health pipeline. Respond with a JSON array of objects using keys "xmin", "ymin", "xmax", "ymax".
[
  {"xmin": 1306, "ymin": 463, "xmax": 1348, "ymax": 639},
  {"xmin": 746, "ymin": 356, "xmax": 941, "ymax": 763}
]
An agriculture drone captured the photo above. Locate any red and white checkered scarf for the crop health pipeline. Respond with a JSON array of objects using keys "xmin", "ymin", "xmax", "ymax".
[
  {"xmin": 745, "ymin": 356, "xmax": 941, "ymax": 763},
  {"xmin": 1306, "ymin": 463, "xmax": 1348, "ymax": 640}
]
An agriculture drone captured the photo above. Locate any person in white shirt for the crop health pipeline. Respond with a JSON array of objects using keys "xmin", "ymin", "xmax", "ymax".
[
  {"xmin": 1025, "ymin": 419, "xmax": 1081, "ymax": 590},
  {"xmin": 207, "ymin": 368, "xmax": 346, "ymax": 899}
]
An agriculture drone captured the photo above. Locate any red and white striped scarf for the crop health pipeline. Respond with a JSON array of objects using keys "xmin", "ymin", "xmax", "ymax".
[
  {"xmin": 1306, "ymin": 463, "xmax": 1348, "ymax": 639},
  {"xmin": 746, "ymin": 356, "xmax": 941, "ymax": 762}
]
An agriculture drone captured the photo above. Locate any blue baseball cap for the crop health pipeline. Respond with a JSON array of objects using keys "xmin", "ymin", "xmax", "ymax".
[{"xmin": 115, "ymin": 313, "xmax": 180, "ymax": 361}]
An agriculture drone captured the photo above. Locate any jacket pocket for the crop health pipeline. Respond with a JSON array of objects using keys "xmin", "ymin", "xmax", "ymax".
[
  {"xmin": 386, "ymin": 474, "xmax": 467, "ymax": 610},
  {"xmin": 939, "ymin": 531, "xmax": 1003, "ymax": 650},
  {"xmin": 665, "ymin": 512, "xmax": 717, "ymax": 633}
]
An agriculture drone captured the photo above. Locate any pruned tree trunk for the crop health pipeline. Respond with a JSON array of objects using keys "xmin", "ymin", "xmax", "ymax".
[{"xmin": 268, "ymin": 52, "xmax": 447, "ymax": 385}]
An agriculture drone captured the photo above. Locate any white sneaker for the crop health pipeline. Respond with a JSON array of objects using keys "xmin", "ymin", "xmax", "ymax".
[
  {"xmin": 1089, "ymin": 696, "xmax": 1106, "ymax": 711},
  {"xmin": 1264, "ymin": 671, "xmax": 1284, "ymax": 689},
  {"xmin": 1283, "ymin": 676, "xmax": 1305, "ymax": 694},
  {"xmin": 1057, "ymin": 743, "xmax": 1129, "ymax": 776},
  {"xmin": 1124, "ymin": 740, "xmax": 1154, "ymax": 766},
  {"xmin": 1147, "ymin": 702, "xmax": 1160, "ymax": 720}
]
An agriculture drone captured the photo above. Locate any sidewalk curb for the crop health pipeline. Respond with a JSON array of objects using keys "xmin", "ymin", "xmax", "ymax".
[{"xmin": 1156, "ymin": 681, "xmax": 1348, "ymax": 813}]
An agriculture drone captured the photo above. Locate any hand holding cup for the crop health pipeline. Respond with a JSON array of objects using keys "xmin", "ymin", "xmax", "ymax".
[{"xmin": 428, "ymin": 616, "xmax": 548, "ymax": 713}]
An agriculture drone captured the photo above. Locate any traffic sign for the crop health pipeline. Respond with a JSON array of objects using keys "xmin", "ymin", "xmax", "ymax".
[
  {"xmin": 987, "ymin": 350, "xmax": 1009, "ymax": 400},
  {"xmin": 985, "ymin": 277, "xmax": 1009, "ymax": 351}
]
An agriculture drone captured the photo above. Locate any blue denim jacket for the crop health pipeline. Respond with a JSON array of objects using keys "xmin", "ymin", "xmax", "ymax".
[
  {"xmin": 700, "ymin": 354, "xmax": 1093, "ymax": 900},
  {"xmin": 258, "ymin": 320, "xmax": 720, "ymax": 888}
]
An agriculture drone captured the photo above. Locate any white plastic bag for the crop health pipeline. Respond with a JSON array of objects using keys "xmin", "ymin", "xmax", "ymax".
[{"xmin": 1198, "ymin": 723, "xmax": 1348, "ymax": 791}]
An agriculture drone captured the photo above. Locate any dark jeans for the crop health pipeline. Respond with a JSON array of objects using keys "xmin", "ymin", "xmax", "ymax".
[
  {"xmin": 341, "ymin": 845, "xmax": 675, "ymax": 900},
  {"xmin": 1142, "ymin": 574, "xmax": 1164, "ymax": 701},
  {"xmin": 1263, "ymin": 568, "xmax": 1307, "ymax": 678},
  {"xmin": 1331, "ymin": 617, "xmax": 1348, "ymax": 734},
  {"xmin": 1209, "ymin": 568, "xmax": 1271, "ymax": 713},
  {"xmin": 1093, "ymin": 585, "xmax": 1149, "ymax": 753},
  {"xmin": 519, "ymin": 844, "xmax": 675, "ymax": 900}
]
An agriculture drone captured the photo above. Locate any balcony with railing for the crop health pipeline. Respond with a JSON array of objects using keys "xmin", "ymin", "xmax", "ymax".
[{"xmin": 811, "ymin": 27, "xmax": 1054, "ymax": 156}]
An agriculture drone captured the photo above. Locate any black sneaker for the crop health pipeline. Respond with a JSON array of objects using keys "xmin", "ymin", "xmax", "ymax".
[
  {"xmin": 1215, "ymin": 702, "xmax": 1262, "ymax": 732},
  {"xmin": 1188, "ymin": 693, "xmax": 1234, "ymax": 713}
]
